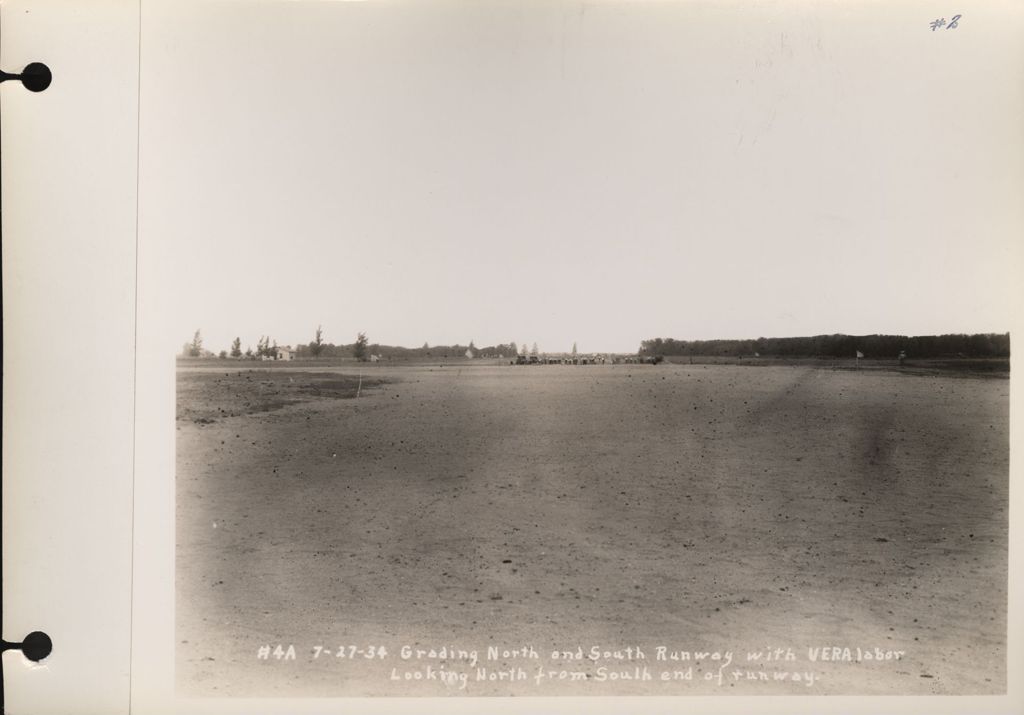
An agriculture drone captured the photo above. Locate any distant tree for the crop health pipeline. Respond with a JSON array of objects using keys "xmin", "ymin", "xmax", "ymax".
[
  {"xmin": 245, "ymin": 346, "xmax": 253, "ymax": 359},
  {"xmin": 189, "ymin": 330, "xmax": 203, "ymax": 357},
  {"xmin": 310, "ymin": 325, "xmax": 325, "ymax": 357},
  {"xmin": 422, "ymin": 341, "xmax": 430, "ymax": 350},
  {"xmin": 521, "ymin": 341, "xmax": 529, "ymax": 356},
  {"xmin": 469, "ymin": 339, "xmax": 476, "ymax": 350},
  {"xmin": 354, "ymin": 332, "xmax": 369, "ymax": 361},
  {"xmin": 230, "ymin": 337, "xmax": 242, "ymax": 358},
  {"xmin": 218, "ymin": 350, "xmax": 227, "ymax": 359},
  {"xmin": 510, "ymin": 342, "xmax": 518, "ymax": 356},
  {"xmin": 530, "ymin": 342, "xmax": 539, "ymax": 357},
  {"xmin": 571, "ymin": 342, "xmax": 578, "ymax": 357},
  {"xmin": 256, "ymin": 335, "xmax": 272, "ymax": 358}
]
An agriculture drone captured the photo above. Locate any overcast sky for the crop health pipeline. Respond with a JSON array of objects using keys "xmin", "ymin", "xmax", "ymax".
[{"xmin": 140, "ymin": 0, "xmax": 1023, "ymax": 354}]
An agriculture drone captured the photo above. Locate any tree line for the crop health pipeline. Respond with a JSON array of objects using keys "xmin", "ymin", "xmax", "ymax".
[
  {"xmin": 299, "ymin": 326, "xmax": 370, "ymax": 360},
  {"xmin": 296, "ymin": 338, "xmax": 544, "ymax": 359},
  {"xmin": 182, "ymin": 328, "xmax": 370, "ymax": 360},
  {"xmin": 638, "ymin": 333, "xmax": 1010, "ymax": 359},
  {"xmin": 181, "ymin": 327, "xmax": 553, "ymax": 361}
]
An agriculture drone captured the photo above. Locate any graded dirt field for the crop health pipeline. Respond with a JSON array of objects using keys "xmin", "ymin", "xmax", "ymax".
[{"xmin": 176, "ymin": 363, "xmax": 1009, "ymax": 696}]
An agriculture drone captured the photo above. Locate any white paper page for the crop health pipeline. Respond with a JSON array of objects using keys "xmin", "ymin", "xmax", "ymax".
[
  {"xmin": 3, "ymin": 1, "xmax": 1023, "ymax": 714},
  {"xmin": 1, "ymin": 1, "xmax": 138, "ymax": 713}
]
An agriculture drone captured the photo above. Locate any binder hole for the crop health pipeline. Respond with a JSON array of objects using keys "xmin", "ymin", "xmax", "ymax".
[
  {"xmin": 21, "ymin": 63, "xmax": 52, "ymax": 92},
  {"xmin": 21, "ymin": 631, "xmax": 52, "ymax": 662}
]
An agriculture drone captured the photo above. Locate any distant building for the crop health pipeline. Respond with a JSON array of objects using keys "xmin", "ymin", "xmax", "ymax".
[
  {"xmin": 465, "ymin": 348, "xmax": 475, "ymax": 359},
  {"xmin": 275, "ymin": 346, "xmax": 295, "ymax": 361}
]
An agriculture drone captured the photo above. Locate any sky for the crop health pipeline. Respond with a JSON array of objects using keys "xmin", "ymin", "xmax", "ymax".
[{"xmin": 140, "ymin": 0, "xmax": 1023, "ymax": 354}]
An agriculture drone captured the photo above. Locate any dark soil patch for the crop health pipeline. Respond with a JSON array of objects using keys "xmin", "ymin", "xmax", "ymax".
[{"xmin": 176, "ymin": 370, "xmax": 385, "ymax": 423}]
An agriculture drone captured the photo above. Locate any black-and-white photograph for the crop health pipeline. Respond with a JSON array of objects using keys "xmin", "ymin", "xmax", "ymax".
[
  {"xmin": 5, "ymin": 1, "xmax": 1022, "ymax": 713},
  {"xmin": 154, "ymin": 0, "xmax": 1017, "ymax": 700}
]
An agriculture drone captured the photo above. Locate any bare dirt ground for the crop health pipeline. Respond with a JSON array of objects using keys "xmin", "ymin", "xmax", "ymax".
[{"xmin": 176, "ymin": 363, "xmax": 1009, "ymax": 696}]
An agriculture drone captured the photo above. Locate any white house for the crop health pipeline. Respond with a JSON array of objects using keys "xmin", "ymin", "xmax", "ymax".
[{"xmin": 275, "ymin": 346, "xmax": 295, "ymax": 361}]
